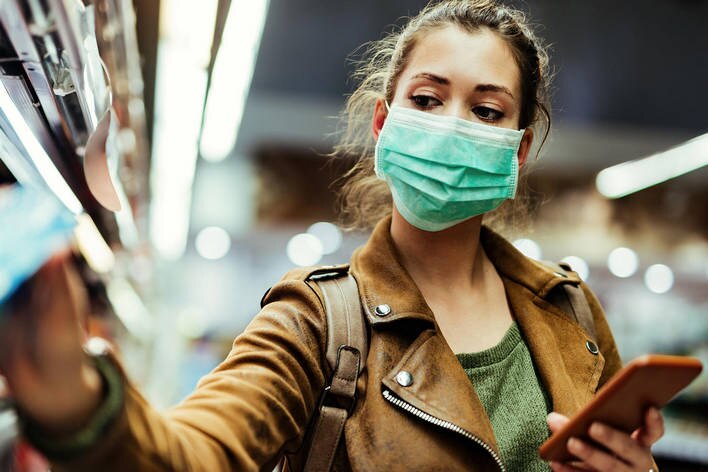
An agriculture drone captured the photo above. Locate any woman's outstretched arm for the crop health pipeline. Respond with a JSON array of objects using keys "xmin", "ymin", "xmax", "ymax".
[{"xmin": 0, "ymin": 256, "xmax": 328, "ymax": 471}]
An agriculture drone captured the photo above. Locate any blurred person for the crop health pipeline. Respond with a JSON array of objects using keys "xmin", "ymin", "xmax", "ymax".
[{"xmin": 0, "ymin": 1, "xmax": 665, "ymax": 471}]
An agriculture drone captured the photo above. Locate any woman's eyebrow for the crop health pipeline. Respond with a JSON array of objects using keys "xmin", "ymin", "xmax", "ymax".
[
  {"xmin": 476, "ymin": 83, "xmax": 515, "ymax": 99},
  {"xmin": 411, "ymin": 73, "xmax": 515, "ymax": 100},
  {"xmin": 412, "ymin": 72, "xmax": 449, "ymax": 85}
]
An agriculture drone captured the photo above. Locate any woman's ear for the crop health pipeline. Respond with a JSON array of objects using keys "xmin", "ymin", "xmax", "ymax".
[
  {"xmin": 372, "ymin": 98, "xmax": 388, "ymax": 140},
  {"xmin": 517, "ymin": 128, "xmax": 534, "ymax": 169}
]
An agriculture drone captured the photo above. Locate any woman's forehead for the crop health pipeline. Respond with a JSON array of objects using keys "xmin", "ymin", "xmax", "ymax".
[{"xmin": 401, "ymin": 25, "xmax": 521, "ymax": 97}]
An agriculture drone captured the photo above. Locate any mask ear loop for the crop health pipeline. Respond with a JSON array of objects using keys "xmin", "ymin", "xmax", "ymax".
[{"xmin": 374, "ymin": 100, "xmax": 392, "ymax": 180}]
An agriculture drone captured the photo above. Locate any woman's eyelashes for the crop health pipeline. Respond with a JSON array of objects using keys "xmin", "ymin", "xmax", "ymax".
[
  {"xmin": 473, "ymin": 106, "xmax": 504, "ymax": 122},
  {"xmin": 410, "ymin": 94, "xmax": 441, "ymax": 109},
  {"xmin": 409, "ymin": 95, "xmax": 505, "ymax": 122}
]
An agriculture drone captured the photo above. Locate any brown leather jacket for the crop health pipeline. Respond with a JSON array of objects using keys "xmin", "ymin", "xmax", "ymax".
[{"xmin": 54, "ymin": 216, "xmax": 622, "ymax": 471}]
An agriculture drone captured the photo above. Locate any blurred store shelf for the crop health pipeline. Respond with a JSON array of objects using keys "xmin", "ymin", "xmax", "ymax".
[
  {"xmin": 0, "ymin": 0, "xmax": 150, "ymax": 247},
  {"xmin": 0, "ymin": 0, "xmax": 158, "ymax": 388}
]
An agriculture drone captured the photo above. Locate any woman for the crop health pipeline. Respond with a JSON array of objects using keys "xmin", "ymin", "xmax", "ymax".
[{"xmin": 0, "ymin": 1, "xmax": 664, "ymax": 471}]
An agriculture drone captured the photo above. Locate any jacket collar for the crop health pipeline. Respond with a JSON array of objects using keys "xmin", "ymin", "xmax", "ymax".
[
  {"xmin": 350, "ymin": 216, "xmax": 436, "ymax": 327},
  {"xmin": 351, "ymin": 215, "xmax": 604, "ymax": 442},
  {"xmin": 350, "ymin": 215, "xmax": 580, "ymax": 327},
  {"xmin": 480, "ymin": 226, "xmax": 583, "ymax": 297}
]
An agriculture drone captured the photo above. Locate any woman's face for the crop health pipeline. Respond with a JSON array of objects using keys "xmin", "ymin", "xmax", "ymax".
[{"xmin": 393, "ymin": 25, "xmax": 523, "ymax": 130}]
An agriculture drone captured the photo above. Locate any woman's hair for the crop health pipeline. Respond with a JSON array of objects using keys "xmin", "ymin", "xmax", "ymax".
[{"xmin": 334, "ymin": 0, "xmax": 552, "ymax": 232}]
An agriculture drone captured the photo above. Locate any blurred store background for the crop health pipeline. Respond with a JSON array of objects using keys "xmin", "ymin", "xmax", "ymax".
[{"xmin": 0, "ymin": 0, "xmax": 707, "ymax": 470}]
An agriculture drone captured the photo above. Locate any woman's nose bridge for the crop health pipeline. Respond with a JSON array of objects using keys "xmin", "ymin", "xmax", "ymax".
[{"xmin": 446, "ymin": 101, "xmax": 469, "ymax": 120}]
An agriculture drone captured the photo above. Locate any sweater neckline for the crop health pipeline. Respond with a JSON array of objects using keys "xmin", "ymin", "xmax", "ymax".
[{"xmin": 456, "ymin": 322, "xmax": 522, "ymax": 369}]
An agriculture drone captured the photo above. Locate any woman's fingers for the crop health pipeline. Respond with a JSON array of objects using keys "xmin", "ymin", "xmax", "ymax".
[
  {"xmin": 588, "ymin": 422, "xmax": 647, "ymax": 467},
  {"xmin": 549, "ymin": 459, "xmax": 596, "ymax": 472},
  {"xmin": 546, "ymin": 409, "xmax": 661, "ymax": 471},
  {"xmin": 0, "ymin": 254, "xmax": 100, "ymax": 430},
  {"xmin": 566, "ymin": 436, "xmax": 631, "ymax": 472},
  {"xmin": 631, "ymin": 407, "xmax": 664, "ymax": 448},
  {"xmin": 547, "ymin": 411, "xmax": 570, "ymax": 433}
]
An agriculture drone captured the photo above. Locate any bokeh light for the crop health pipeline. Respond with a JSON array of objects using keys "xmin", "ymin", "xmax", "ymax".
[
  {"xmin": 644, "ymin": 264, "xmax": 674, "ymax": 294},
  {"xmin": 177, "ymin": 308, "xmax": 208, "ymax": 339},
  {"xmin": 560, "ymin": 255, "xmax": 590, "ymax": 280},
  {"xmin": 607, "ymin": 247, "xmax": 639, "ymax": 278},
  {"xmin": 287, "ymin": 233, "xmax": 323, "ymax": 266},
  {"xmin": 307, "ymin": 221, "xmax": 342, "ymax": 255},
  {"xmin": 513, "ymin": 238, "xmax": 542, "ymax": 260},
  {"xmin": 195, "ymin": 226, "xmax": 231, "ymax": 260}
]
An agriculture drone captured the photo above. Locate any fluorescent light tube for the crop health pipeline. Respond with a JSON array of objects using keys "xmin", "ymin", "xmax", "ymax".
[
  {"xmin": 0, "ymin": 82, "xmax": 84, "ymax": 214},
  {"xmin": 74, "ymin": 213, "xmax": 115, "ymax": 273},
  {"xmin": 199, "ymin": 0, "xmax": 270, "ymax": 162},
  {"xmin": 149, "ymin": 0, "xmax": 219, "ymax": 260},
  {"xmin": 596, "ymin": 133, "xmax": 708, "ymax": 199}
]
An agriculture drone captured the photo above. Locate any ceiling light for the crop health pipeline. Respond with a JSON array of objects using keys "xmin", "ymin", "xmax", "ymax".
[
  {"xmin": 149, "ymin": 0, "xmax": 219, "ymax": 260},
  {"xmin": 74, "ymin": 213, "xmax": 115, "ymax": 273},
  {"xmin": 0, "ymin": 82, "xmax": 83, "ymax": 214},
  {"xmin": 596, "ymin": 133, "xmax": 708, "ymax": 198},
  {"xmin": 199, "ymin": 0, "xmax": 270, "ymax": 162}
]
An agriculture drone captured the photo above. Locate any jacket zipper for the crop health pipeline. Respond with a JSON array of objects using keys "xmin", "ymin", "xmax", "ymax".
[{"xmin": 382, "ymin": 389, "xmax": 506, "ymax": 472}]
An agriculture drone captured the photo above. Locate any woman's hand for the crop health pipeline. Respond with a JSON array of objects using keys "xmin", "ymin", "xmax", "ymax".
[
  {"xmin": 0, "ymin": 254, "xmax": 103, "ymax": 434},
  {"xmin": 546, "ymin": 408, "xmax": 664, "ymax": 471}
]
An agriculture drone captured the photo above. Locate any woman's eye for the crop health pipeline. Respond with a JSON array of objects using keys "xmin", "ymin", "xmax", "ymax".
[
  {"xmin": 410, "ymin": 95, "xmax": 441, "ymax": 109},
  {"xmin": 474, "ymin": 106, "xmax": 504, "ymax": 122}
]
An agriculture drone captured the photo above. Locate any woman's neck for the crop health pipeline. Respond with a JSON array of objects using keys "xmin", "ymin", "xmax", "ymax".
[{"xmin": 389, "ymin": 207, "xmax": 485, "ymax": 292}]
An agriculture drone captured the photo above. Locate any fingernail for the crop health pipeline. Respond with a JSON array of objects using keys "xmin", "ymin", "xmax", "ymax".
[
  {"xmin": 568, "ymin": 437, "xmax": 580, "ymax": 451},
  {"xmin": 590, "ymin": 422, "xmax": 604, "ymax": 437}
]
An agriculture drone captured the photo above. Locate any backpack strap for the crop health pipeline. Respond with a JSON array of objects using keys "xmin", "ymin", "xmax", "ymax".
[
  {"xmin": 543, "ymin": 261, "xmax": 597, "ymax": 342},
  {"xmin": 302, "ymin": 272, "xmax": 367, "ymax": 472}
]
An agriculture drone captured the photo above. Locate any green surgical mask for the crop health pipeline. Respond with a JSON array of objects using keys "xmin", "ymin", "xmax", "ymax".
[{"xmin": 374, "ymin": 105, "xmax": 525, "ymax": 232}]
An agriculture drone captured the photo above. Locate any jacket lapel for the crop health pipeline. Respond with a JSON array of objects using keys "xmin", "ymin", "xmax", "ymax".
[
  {"xmin": 503, "ymin": 277, "xmax": 605, "ymax": 415},
  {"xmin": 482, "ymin": 225, "xmax": 606, "ymax": 415},
  {"xmin": 351, "ymin": 217, "xmax": 500, "ymax": 455},
  {"xmin": 381, "ymin": 329, "xmax": 500, "ymax": 454}
]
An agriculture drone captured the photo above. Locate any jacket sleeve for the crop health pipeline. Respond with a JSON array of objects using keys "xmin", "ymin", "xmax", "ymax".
[
  {"xmin": 49, "ymin": 274, "xmax": 328, "ymax": 472},
  {"xmin": 580, "ymin": 282, "xmax": 622, "ymax": 389}
]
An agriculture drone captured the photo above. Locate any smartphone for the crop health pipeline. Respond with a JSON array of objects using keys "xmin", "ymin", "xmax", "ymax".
[{"xmin": 538, "ymin": 354, "xmax": 703, "ymax": 462}]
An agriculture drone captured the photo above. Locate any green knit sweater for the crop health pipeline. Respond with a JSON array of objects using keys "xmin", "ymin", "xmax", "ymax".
[{"xmin": 456, "ymin": 322, "xmax": 551, "ymax": 472}]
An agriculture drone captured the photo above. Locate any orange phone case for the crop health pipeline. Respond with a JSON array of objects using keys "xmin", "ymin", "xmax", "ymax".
[{"xmin": 538, "ymin": 354, "xmax": 703, "ymax": 462}]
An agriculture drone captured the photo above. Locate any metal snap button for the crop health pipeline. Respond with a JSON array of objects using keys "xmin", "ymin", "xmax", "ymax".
[
  {"xmin": 374, "ymin": 304, "xmax": 391, "ymax": 317},
  {"xmin": 396, "ymin": 371, "xmax": 413, "ymax": 387},
  {"xmin": 586, "ymin": 340, "xmax": 599, "ymax": 355}
]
